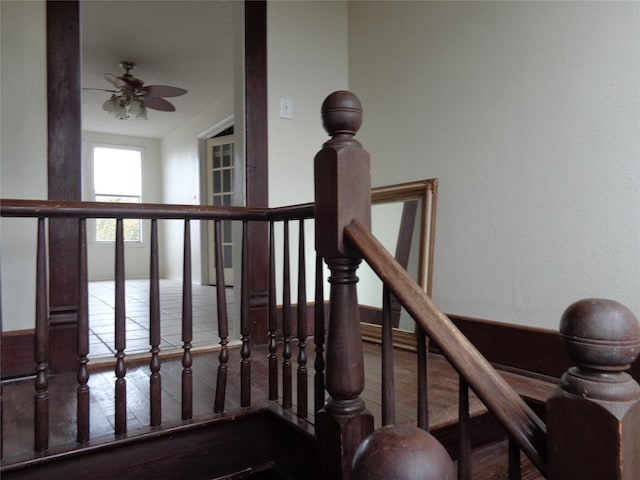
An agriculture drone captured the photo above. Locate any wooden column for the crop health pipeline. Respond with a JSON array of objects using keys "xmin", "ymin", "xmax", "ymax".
[
  {"xmin": 547, "ymin": 298, "xmax": 640, "ymax": 480},
  {"xmin": 46, "ymin": 0, "xmax": 81, "ymax": 373},
  {"xmin": 314, "ymin": 91, "xmax": 374, "ymax": 480},
  {"xmin": 244, "ymin": 0, "xmax": 269, "ymax": 345}
]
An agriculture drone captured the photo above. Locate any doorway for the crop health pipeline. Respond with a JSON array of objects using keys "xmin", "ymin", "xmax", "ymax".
[{"xmin": 205, "ymin": 131, "xmax": 235, "ymax": 286}]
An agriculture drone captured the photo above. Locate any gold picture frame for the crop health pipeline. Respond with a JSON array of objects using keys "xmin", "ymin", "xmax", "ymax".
[{"xmin": 359, "ymin": 178, "xmax": 438, "ymax": 349}]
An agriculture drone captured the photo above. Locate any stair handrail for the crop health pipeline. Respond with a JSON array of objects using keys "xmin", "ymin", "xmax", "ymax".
[
  {"xmin": 345, "ymin": 218, "xmax": 548, "ymax": 475},
  {"xmin": 0, "ymin": 198, "xmax": 314, "ymax": 222}
]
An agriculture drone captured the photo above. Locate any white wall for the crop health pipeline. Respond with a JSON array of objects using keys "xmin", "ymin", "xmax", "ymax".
[
  {"xmin": 1, "ymin": 1, "xmax": 48, "ymax": 331},
  {"xmin": 81, "ymin": 131, "xmax": 162, "ymax": 280},
  {"xmin": 268, "ymin": 0, "xmax": 349, "ymax": 207},
  {"xmin": 267, "ymin": 1, "xmax": 349, "ymax": 302},
  {"xmin": 161, "ymin": 92, "xmax": 234, "ymax": 283},
  {"xmin": 348, "ymin": 1, "xmax": 640, "ymax": 329}
]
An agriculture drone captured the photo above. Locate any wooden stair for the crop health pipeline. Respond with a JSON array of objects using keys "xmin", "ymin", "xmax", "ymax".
[{"xmin": 465, "ymin": 440, "xmax": 544, "ymax": 480}]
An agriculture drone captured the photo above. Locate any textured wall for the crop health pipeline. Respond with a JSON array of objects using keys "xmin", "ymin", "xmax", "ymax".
[{"xmin": 348, "ymin": 1, "xmax": 640, "ymax": 329}]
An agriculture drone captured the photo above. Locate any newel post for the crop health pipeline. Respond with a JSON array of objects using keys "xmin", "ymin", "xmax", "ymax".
[
  {"xmin": 314, "ymin": 91, "xmax": 374, "ymax": 480},
  {"xmin": 547, "ymin": 298, "xmax": 640, "ymax": 480}
]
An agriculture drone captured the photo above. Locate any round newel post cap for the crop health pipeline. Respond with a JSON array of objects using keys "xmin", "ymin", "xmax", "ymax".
[
  {"xmin": 321, "ymin": 91, "xmax": 363, "ymax": 144},
  {"xmin": 352, "ymin": 424, "xmax": 455, "ymax": 480},
  {"xmin": 560, "ymin": 298, "xmax": 640, "ymax": 371}
]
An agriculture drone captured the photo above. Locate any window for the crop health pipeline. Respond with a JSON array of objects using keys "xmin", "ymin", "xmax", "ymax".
[{"xmin": 93, "ymin": 146, "xmax": 142, "ymax": 242}]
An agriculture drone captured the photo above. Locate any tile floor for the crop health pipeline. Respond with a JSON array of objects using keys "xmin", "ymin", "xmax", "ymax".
[{"xmin": 88, "ymin": 279, "xmax": 234, "ymax": 359}]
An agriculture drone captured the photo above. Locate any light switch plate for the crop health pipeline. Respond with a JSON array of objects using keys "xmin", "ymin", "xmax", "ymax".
[{"xmin": 280, "ymin": 97, "xmax": 293, "ymax": 119}]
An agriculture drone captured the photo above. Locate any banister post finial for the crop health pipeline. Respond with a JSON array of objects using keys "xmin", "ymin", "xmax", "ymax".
[
  {"xmin": 352, "ymin": 425, "xmax": 455, "ymax": 479},
  {"xmin": 547, "ymin": 298, "xmax": 640, "ymax": 480},
  {"xmin": 314, "ymin": 91, "xmax": 373, "ymax": 480},
  {"xmin": 321, "ymin": 90, "xmax": 363, "ymax": 148}
]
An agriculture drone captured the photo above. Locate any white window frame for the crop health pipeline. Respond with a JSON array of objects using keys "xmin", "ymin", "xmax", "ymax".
[{"xmin": 91, "ymin": 144, "xmax": 144, "ymax": 243}]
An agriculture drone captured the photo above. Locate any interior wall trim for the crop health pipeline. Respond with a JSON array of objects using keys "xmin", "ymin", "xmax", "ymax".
[
  {"xmin": 1, "ymin": 329, "xmax": 35, "ymax": 379},
  {"xmin": 358, "ymin": 306, "xmax": 640, "ymax": 382},
  {"xmin": 198, "ymin": 114, "xmax": 235, "ymax": 140}
]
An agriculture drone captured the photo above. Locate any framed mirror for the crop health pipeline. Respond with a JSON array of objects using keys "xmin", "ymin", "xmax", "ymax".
[{"xmin": 359, "ymin": 179, "xmax": 438, "ymax": 348}]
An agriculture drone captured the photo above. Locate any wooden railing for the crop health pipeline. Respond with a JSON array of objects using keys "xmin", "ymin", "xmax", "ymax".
[
  {"xmin": 2, "ymin": 91, "xmax": 639, "ymax": 480},
  {"xmin": 314, "ymin": 91, "xmax": 640, "ymax": 480},
  {"xmin": 347, "ymin": 219, "xmax": 546, "ymax": 476},
  {"xmin": 0, "ymin": 199, "xmax": 319, "ymax": 459}
]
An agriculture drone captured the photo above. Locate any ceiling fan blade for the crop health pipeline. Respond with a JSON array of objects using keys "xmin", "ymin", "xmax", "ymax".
[
  {"xmin": 104, "ymin": 73, "xmax": 130, "ymax": 89},
  {"xmin": 144, "ymin": 96, "xmax": 176, "ymax": 112},
  {"xmin": 144, "ymin": 85, "xmax": 188, "ymax": 98},
  {"xmin": 83, "ymin": 87, "xmax": 118, "ymax": 93}
]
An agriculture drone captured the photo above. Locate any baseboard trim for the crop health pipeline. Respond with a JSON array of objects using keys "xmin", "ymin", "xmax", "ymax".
[
  {"xmin": 441, "ymin": 314, "xmax": 570, "ymax": 379},
  {"xmin": 1, "ymin": 329, "xmax": 35, "ymax": 379},
  {"xmin": 358, "ymin": 307, "xmax": 640, "ymax": 382}
]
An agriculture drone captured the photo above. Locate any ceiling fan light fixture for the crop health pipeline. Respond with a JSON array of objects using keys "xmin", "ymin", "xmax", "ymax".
[
  {"xmin": 102, "ymin": 96, "xmax": 119, "ymax": 113},
  {"xmin": 136, "ymin": 105, "xmax": 148, "ymax": 120},
  {"xmin": 128, "ymin": 98, "xmax": 143, "ymax": 116},
  {"xmin": 114, "ymin": 104, "xmax": 128, "ymax": 120},
  {"xmin": 93, "ymin": 61, "xmax": 188, "ymax": 121}
]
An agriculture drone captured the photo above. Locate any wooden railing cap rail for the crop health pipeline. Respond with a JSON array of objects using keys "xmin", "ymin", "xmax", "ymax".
[{"xmin": 0, "ymin": 199, "xmax": 314, "ymax": 222}]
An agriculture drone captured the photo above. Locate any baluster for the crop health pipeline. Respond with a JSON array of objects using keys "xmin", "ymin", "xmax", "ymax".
[
  {"xmin": 314, "ymin": 252, "xmax": 326, "ymax": 414},
  {"xmin": 268, "ymin": 220, "xmax": 278, "ymax": 401},
  {"xmin": 314, "ymin": 91, "xmax": 374, "ymax": 479},
  {"xmin": 416, "ymin": 325, "xmax": 429, "ymax": 431},
  {"xmin": 381, "ymin": 284, "xmax": 395, "ymax": 426},
  {"xmin": 240, "ymin": 220, "xmax": 251, "ymax": 407},
  {"xmin": 508, "ymin": 437, "xmax": 522, "ymax": 480},
  {"xmin": 458, "ymin": 376, "xmax": 471, "ymax": 480},
  {"xmin": 181, "ymin": 220, "xmax": 193, "ymax": 420},
  {"xmin": 77, "ymin": 218, "xmax": 90, "ymax": 443},
  {"xmin": 114, "ymin": 218, "xmax": 127, "ymax": 436},
  {"xmin": 296, "ymin": 219, "xmax": 308, "ymax": 418},
  {"xmin": 547, "ymin": 299, "xmax": 640, "ymax": 480},
  {"xmin": 214, "ymin": 220, "xmax": 229, "ymax": 413},
  {"xmin": 34, "ymin": 217, "xmax": 49, "ymax": 451},
  {"xmin": 282, "ymin": 220, "xmax": 292, "ymax": 410},
  {"xmin": 149, "ymin": 219, "xmax": 162, "ymax": 426}
]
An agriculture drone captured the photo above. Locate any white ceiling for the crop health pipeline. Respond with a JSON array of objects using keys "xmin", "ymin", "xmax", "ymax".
[{"xmin": 81, "ymin": 1, "xmax": 234, "ymax": 139}]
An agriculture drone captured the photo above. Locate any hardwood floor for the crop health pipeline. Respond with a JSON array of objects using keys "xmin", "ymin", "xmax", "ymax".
[
  {"xmin": 1, "ymin": 340, "xmax": 549, "ymax": 478},
  {"xmin": 468, "ymin": 440, "xmax": 543, "ymax": 480}
]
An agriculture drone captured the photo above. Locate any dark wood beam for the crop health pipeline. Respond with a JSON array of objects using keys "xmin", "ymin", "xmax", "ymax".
[
  {"xmin": 244, "ymin": 1, "xmax": 269, "ymax": 344},
  {"xmin": 46, "ymin": 0, "xmax": 81, "ymax": 372}
]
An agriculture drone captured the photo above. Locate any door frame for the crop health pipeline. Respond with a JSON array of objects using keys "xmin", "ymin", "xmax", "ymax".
[{"xmin": 198, "ymin": 116, "xmax": 235, "ymax": 286}]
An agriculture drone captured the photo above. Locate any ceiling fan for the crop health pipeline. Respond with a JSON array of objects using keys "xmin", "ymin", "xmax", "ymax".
[{"xmin": 87, "ymin": 61, "xmax": 187, "ymax": 120}]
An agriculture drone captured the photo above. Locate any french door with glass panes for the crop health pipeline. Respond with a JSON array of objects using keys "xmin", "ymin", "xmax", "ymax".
[{"xmin": 206, "ymin": 134, "xmax": 234, "ymax": 286}]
